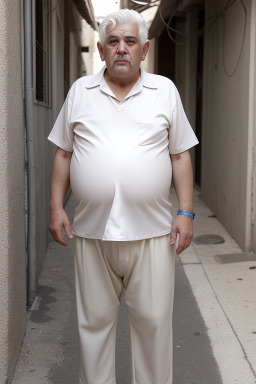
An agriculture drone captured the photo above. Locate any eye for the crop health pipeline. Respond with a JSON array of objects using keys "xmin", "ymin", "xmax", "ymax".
[
  {"xmin": 109, "ymin": 39, "xmax": 118, "ymax": 45},
  {"xmin": 127, "ymin": 40, "xmax": 135, "ymax": 45}
]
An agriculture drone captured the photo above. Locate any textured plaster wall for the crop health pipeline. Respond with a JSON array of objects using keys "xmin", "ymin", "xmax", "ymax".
[
  {"xmin": 34, "ymin": 105, "xmax": 52, "ymax": 277},
  {"xmin": 34, "ymin": 2, "xmax": 65, "ymax": 277},
  {"xmin": 70, "ymin": 31, "xmax": 80, "ymax": 85},
  {"xmin": 51, "ymin": 3, "xmax": 65, "ymax": 117},
  {"xmin": 201, "ymin": 0, "xmax": 252, "ymax": 250},
  {"xmin": 141, "ymin": 38, "xmax": 156, "ymax": 74},
  {"xmin": 69, "ymin": 4, "xmax": 82, "ymax": 85},
  {"xmin": 174, "ymin": 15, "xmax": 197, "ymax": 171},
  {"xmin": 35, "ymin": 2, "xmax": 83, "ymax": 277},
  {"xmin": 81, "ymin": 22, "xmax": 95, "ymax": 76},
  {"xmin": 174, "ymin": 18, "xmax": 186, "ymax": 104},
  {"xmin": 0, "ymin": 0, "xmax": 26, "ymax": 382},
  {"xmin": 249, "ymin": 1, "xmax": 256, "ymax": 252}
]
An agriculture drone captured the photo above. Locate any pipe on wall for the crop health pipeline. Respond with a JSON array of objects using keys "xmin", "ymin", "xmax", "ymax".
[{"xmin": 24, "ymin": 0, "xmax": 37, "ymax": 303}]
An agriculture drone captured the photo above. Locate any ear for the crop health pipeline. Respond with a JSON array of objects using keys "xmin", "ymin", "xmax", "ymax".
[
  {"xmin": 142, "ymin": 41, "xmax": 150, "ymax": 61},
  {"xmin": 97, "ymin": 42, "xmax": 105, "ymax": 61}
]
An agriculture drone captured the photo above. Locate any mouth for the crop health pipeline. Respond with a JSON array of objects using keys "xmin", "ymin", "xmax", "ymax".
[
  {"xmin": 115, "ymin": 60, "xmax": 129, "ymax": 64},
  {"xmin": 113, "ymin": 56, "xmax": 130, "ymax": 65}
]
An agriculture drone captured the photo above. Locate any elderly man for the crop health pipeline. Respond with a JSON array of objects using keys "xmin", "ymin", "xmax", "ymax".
[{"xmin": 48, "ymin": 9, "xmax": 198, "ymax": 384}]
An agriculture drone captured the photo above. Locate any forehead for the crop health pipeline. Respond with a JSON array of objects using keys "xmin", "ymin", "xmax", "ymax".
[{"xmin": 106, "ymin": 22, "xmax": 139, "ymax": 38}]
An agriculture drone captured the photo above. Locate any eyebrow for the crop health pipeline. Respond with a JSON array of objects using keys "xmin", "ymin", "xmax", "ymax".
[
  {"xmin": 125, "ymin": 36, "xmax": 137, "ymax": 40},
  {"xmin": 107, "ymin": 35, "xmax": 138, "ymax": 41}
]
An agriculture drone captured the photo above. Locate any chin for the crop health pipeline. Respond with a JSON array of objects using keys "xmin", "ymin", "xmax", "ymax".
[
  {"xmin": 111, "ymin": 62, "xmax": 132, "ymax": 72},
  {"xmin": 113, "ymin": 67, "xmax": 133, "ymax": 76}
]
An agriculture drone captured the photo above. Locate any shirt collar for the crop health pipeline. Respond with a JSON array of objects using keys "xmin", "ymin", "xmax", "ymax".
[
  {"xmin": 85, "ymin": 65, "xmax": 158, "ymax": 90},
  {"xmin": 140, "ymin": 66, "xmax": 158, "ymax": 89},
  {"xmin": 85, "ymin": 65, "xmax": 106, "ymax": 88}
]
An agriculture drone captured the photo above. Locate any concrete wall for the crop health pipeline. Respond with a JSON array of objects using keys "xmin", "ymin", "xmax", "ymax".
[
  {"xmin": 174, "ymin": 18, "xmax": 186, "ymax": 102},
  {"xmin": 34, "ymin": 1, "xmax": 83, "ymax": 276},
  {"xmin": 201, "ymin": 0, "xmax": 252, "ymax": 250},
  {"xmin": 81, "ymin": 22, "xmax": 95, "ymax": 75},
  {"xmin": 0, "ymin": 0, "xmax": 26, "ymax": 382},
  {"xmin": 174, "ymin": 15, "xmax": 197, "ymax": 172},
  {"xmin": 51, "ymin": 4, "xmax": 65, "ymax": 119},
  {"xmin": 69, "ymin": 5, "xmax": 82, "ymax": 85},
  {"xmin": 33, "ymin": 1, "xmax": 65, "ymax": 276},
  {"xmin": 70, "ymin": 31, "xmax": 80, "ymax": 85},
  {"xmin": 178, "ymin": 12, "xmax": 199, "ymax": 173},
  {"xmin": 248, "ymin": 1, "xmax": 256, "ymax": 252},
  {"xmin": 0, "ymin": 0, "xmax": 90, "ymax": 381},
  {"xmin": 34, "ymin": 105, "xmax": 53, "ymax": 276},
  {"xmin": 141, "ymin": 37, "xmax": 156, "ymax": 74},
  {"xmin": 183, "ymin": 11, "xmax": 198, "ymax": 144}
]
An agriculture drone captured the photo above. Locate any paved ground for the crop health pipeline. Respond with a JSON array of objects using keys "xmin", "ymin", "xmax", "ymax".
[{"xmin": 11, "ymin": 190, "xmax": 256, "ymax": 384}]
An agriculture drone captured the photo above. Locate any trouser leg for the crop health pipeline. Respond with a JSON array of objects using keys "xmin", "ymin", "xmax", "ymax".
[
  {"xmin": 123, "ymin": 235, "xmax": 176, "ymax": 384},
  {"xmin": 74, "ymin": 236, "xmax": 123, "ymax": 384}
]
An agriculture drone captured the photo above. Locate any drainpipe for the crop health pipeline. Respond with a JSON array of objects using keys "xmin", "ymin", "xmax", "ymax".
[{"xmin": 24, "ymin": 0, "xmax": 37, "ymax": 303}]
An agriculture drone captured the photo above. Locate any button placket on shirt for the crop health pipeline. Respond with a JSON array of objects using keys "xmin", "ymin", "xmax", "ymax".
[
  {"xmin": 117, "ymin": 100, "xmax": 123, "ymax": 112},
  {"xmin": 102, "ymin": 75, "xmax": 143, "ymax": 112}
]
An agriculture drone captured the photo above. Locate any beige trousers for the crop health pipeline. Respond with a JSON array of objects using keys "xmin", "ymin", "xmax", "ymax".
[{"xmin": 74, "ymin": 234, "xmax": 176, "ymax": 384}]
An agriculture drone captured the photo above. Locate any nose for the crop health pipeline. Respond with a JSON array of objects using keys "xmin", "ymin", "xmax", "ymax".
[{"xmin": 117, "ymin": 40, "xmax": 127, "ymax": 55}]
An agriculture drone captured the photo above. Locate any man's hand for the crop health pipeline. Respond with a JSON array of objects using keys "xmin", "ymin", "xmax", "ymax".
[
  {"xmin": 170, "ymin": 215, "xmax": 193, "ymax": 254},
  {"xmin": 49, "ymin": 207, "xmax": 73, "ymax": 246}
]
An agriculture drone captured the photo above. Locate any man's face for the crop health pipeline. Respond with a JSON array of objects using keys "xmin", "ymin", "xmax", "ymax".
[{"xmin": 97, "ymin": 22, "xmax": 149, "ymax": 79}]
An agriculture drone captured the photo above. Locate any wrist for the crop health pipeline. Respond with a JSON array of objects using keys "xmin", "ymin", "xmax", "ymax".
[
  {"xmin": 177, "ymin": 209, "xmax": 195, "ymax": 220},
  {"xmin": 49, "ymin": 201, "xmax": 64, "ymax": 211}
]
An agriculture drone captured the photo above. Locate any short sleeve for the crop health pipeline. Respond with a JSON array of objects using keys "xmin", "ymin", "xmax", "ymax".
[
  {"xmin": 48, "ymin": 87, "xmax": 74, "ymax": 152},
  {"xmin": 168, "ymin": 85, "xmax": 199, "ymax": 154}
]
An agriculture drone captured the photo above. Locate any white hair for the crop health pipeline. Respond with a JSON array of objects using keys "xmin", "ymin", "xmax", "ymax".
[{"xmin": 98, "ymin": 9, "xmax": 149, "ymax": 46}]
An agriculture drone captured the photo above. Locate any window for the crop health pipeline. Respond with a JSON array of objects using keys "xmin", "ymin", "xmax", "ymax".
[{"xmin": 34, "ymin": 0, "xmax": 50, "ymax": 105}]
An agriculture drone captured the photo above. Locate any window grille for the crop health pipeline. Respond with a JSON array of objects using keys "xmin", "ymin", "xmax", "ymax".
[{"xmin": 35, "ymin": 0, "xmax": 50, "ymax": 105}]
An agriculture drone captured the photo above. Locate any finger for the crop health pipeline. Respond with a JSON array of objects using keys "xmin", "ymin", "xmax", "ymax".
[
  {"xmin": 51, "ymin": 228, "xmax": 67, "ymax": 246},
  {"xmin": 64, "ymin": 221, "xmax": 73, "ymax": 239},
  {"xmin": 56, "ymin": 232, "xmax": 67, "ymax": 246},
  {"xmin": 170, "ymin": 227, "xmax": 177, "ymax": 245},
  {"xmin": 176, "ymin": 235, "xmax": 186, "ymax": 254},
  {"xmin": 184, "ymin": 232, "xmax": 193, "ymax": 250},
  {"xmin": 177, "ymin": 234, "xmax": 193, "ymax": 254},
  {"xmin": 186, "ymin": 236, "xmax": 193, "ymax": 249}
]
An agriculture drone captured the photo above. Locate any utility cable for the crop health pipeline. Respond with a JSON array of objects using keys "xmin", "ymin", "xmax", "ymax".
[
  {"xmin": 159, "ymin": 6, "xmax": 186, "ymax": 46},
  {"xmin": 158, "ymin": 0, "xmax": 247, "ymax": 77},
  {"xmin": 222, "ymin": 0, "xmax": 247, "ymax": 77}
]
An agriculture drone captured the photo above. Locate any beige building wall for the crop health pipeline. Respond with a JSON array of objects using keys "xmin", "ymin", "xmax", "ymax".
[
  {"xmin": 172, "ymin": 14, "xmax": 197, "ymax": 171},
  {"xmin": 81, "ymin": 21, "xmax": 95, "ymax": 75},
  {"xmin": 183, "ymin": 11, "xmax": 198, "ymax": 141},
  {"xmin": 174, "ymin": 18, "xmax": 187, "ymax": 104},
  {"xmin": 33, "ymin": 2, "xmax": 58, "ymax": 274},
  {"xmin": 0, "ymin": 0, "xmax": 26, "ymax": 382},
  {"xmin": 0, "ymin": 0, "xmax": 94, "ymax": 381},
  {"xmin": 249, "ymin": 0, "xmax": 256, "ymax": 251},
  {"xmin": 184, "ymin": 10, "xmax": 199, "ymax": 171},
  {"xmin": 69, "ymin": 7, "xmax": 82, "ymax": 86},
  {"xmin": 141, "ymin": 37, "xmax": 156, "ymax": 74},
  {"xmin": 201, "ymin": 0, "xmax": 253, "ymax": 250},
  {"xmin": 248, "ymin": 0, "xmax": 256, "ymax": 251},
  {"xmin": 35, "ymin": 1, "xmax": 84, "ymax": 276}
]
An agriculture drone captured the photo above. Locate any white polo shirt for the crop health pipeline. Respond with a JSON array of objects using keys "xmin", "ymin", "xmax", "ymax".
[{"xmin": 48, "ymin": 66, "xmax": 199, "ymax": 241}]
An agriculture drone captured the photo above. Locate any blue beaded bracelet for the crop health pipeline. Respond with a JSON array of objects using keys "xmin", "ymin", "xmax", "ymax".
[{"xmin": 177, "ymin": 210, "xmax": 195, "ymax": 220}]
